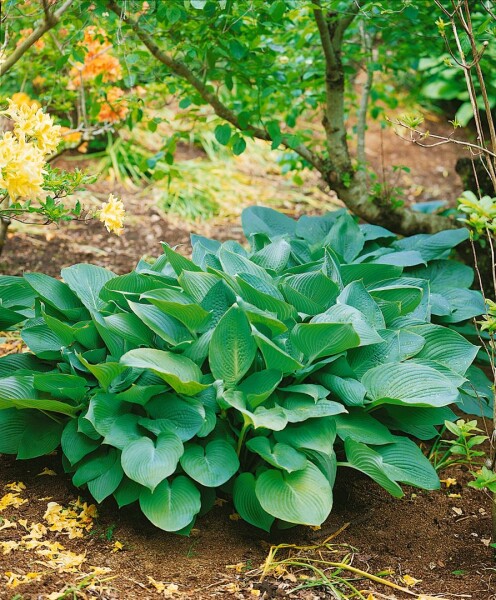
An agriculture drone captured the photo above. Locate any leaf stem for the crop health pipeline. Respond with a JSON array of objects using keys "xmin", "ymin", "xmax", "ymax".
[{"xmin": 236, "ymin": 422, "xmax": 250, "ymax": 458}]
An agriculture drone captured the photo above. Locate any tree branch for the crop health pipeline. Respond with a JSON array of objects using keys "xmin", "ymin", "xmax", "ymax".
[
  {"xmin": 105, "ymin": 0, "xmax": 322, "ymax": 172},
  {"xmin": 356, "ymin": 24, "xmax": 373, "ymax": 169},
  {"xmin": 0, "ymin": 0, "xmax": 76, "ymax": 77},
  {"xmin": 333, "ymin": 1, "xmax": 362, "ymax": 50},
  {"xmin": 313, "ymin": 1, "xmax": 339, "ymax": 71}
]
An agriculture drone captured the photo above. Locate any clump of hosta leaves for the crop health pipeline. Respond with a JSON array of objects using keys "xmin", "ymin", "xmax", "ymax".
[{"xmin": 0, "ymin": 207, "xmax": 492, "ymax": 533}]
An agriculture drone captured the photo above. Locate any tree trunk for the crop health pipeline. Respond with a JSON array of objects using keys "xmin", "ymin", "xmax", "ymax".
[{"xmin": 0, "ymin": 218, "xmax": 10, "ymax": 257}]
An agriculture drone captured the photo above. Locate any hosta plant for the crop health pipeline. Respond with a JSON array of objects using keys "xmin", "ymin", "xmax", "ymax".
[{"xmin": 0, "ymin": 207, "xmax": 491, "ymax": 533}]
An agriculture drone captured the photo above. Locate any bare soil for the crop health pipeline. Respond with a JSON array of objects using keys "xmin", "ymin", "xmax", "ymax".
[{"xmin": 0, "ymin": 452, "xmax": 493, "ymax": 599}]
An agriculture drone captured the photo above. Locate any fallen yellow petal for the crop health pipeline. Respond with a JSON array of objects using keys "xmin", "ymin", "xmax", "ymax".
[
  {"xmin": 0, "ymin": 493, "xmax": 27, "ymax": 512},
  {"xmin": 111, "ymin": 541, "xmax": 124, "ymax": 553},
  {"xmin": 402, "ymin": 574, "xmax": 422, "ymax": 586},
  {"xmin": 164, "ymin": 583, "xmax": 179, "ymax": 597},
  {"xmin": 5, "ymin": 482, "xmax": 26, "ymax": 493},
  {"xmin": 37, "ymin": 468, "xmax": 57, "ymax": 477},
  {"xmin": 0, "ymin": 518, "xmax": 17, "ymax": 531},
  {"xmin": 0, "ymin": 541, "xmax": 20, "ymax": 554},
  {"xmin": 440, "ymin": 477, "xmax": 457, "ymax": 488},
  {"xmin": 147, "ymin": 575, "xmax": 166, "ymax": 592}
]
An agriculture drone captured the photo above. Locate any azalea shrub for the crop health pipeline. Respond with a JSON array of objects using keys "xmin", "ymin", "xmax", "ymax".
[
  {"xmin": 0, "ymin": 96, "xmax": 126, "ymax": 253},
  {"xmin": 0, "ymin": 207, "xmax": 491, "ymax": 533}
]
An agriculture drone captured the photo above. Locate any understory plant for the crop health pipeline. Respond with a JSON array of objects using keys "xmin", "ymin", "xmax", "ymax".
[{"xmin": 0, "ymin": 207, "xmax": 491, "ymax": 533}]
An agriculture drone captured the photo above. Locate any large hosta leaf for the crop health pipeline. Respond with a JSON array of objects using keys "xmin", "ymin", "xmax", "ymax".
[
  {"xmin": 254, "ymin": 330, "xmax": 303, "ymax": 373},
  {"xmin": 144, "ymin": 396, "xmax": 205, "ymax": 441},
  {"xmin": 237, "ymin": 276, "xmax": 297, "ymax": 321},
  {"xmin": 140, "ymin": 476, "xmax": 201, "ymax": 532},
  {"xmin": 291, "ymin": 322, "xmax": 360, "ymax": 361},
  {"xmin": 61, "ymin": 418, "xmax": 100, "ymax": 465},
  {"xmin": 223, "ymin": 390, "xmax": 288, "ymax": 431},
  {"xmin": 274, "ymin": 417, "xmax": 336, "ymax": 455},
  {"xmin": 121, "ymin": 432, "xmax": 184, "ymax": 491},
  {"xmin": 180, "ymin": 440, "xmax": 239, "ymax": 487},
  {"xmin": 237, "ymin": 369, "xmax": 283, "ymax": 409},
  {"xmin": 129, "ymin": 301, "xmax": 193, "ymax": 346},
  {"xmin": 24, "ymin": 272, "xmax": 86, "ymax": 319},
  {"xmin": 0, "ymin": 408, "xmax": 63, "ymax": 458},
  {"xmin": 374, "ymin": 437, "xmax": 440, "ymax": 490},
  {"xmin": 344, "ymin": 438, "xmax": 403, "ymax": 497},
  {"xmin": 121, "ymin": 349, "xmax": 208, "ymax": 395},
  {"xmin": 142, "ymin": 288, "xmax": 211, "ymax": 332},
  {"xmin": 61, "ymin": 264, "xmax": 116, "ymax": 311},
  {"xmin": 255, "ymin": 463, "xmax": 333, "ymax": 526},
  {"xmin": 407, "ymin": 324, "xmax": 478, "ymax": 375},
  {"xmin": 334, "ymin": 410, "xmax": 395, "ymax": 445},
  {"xmin": 281, "ymin": 395, "xmax": 346, "ymax": 423},
  {"xmin": 209, "ymin": 306, "xmax": 256, "ymax": 386},
  {"xmin": 233, "ymin": 473, "xmax": 275, "ymax": 532},
  {"xmin": 383, "ymin": 405, "xmax": 456, "ymax": 440},
  {"xmin": 242, "ymin": 206, "xmax": 297, "ymax": 239},
  {"xmin": 362, "ymin": 362, "xmax": 459, "ymax": 407},
  {"xmin": 311, "ymin": 304, "xmax": 384, "ymax": 346},
  {"xmin": 247, "ymin": 437, "xmax": 307, "ymax": 472}
]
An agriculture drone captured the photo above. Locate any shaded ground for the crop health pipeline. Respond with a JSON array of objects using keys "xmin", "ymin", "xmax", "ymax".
[
  {"xmin": 0, "ymin": 117, "xmax": 494, "ymax": 599},
  {"xmin": 0, "ymin": 452, "xmax": 493, "ymax": 599}
]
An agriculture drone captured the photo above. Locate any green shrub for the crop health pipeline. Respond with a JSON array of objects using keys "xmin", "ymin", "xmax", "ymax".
[{"xmin": 0, "ymin": 207, "xmax": 491, "ymax": 533}]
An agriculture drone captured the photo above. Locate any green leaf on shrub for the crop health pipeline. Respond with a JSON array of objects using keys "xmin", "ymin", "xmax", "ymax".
[
  {"xmin": 121, "ymin": 349, "xmax": 208, "ymax": 395},
  {"xmin": 362, "ymin": 362, "xmax": 459, "ymax": 407},
  {"xmin": 180, "ymin": 440, "xmax": 239, "ymax": 487},
  {"xmin": 139, "ymin": 476, "xmax": 201, "ymax": 532},
  {"xmin": 209, "ymin": 306, "xmax": 256, "ymax": 386},
  {"xmin": 122, "ymin": 432, "xmax": 184, "ymax": 491},
  {"xmin": 233, "ymin": 473, "xmax": 275, "ymax": 532},
  {"xmin": 255, "ymin": 463, "xmax": 333, "ymax": 526},
  {"xmin": 247, "ymin": 437, "xmax": 307, "ymax": 472}
]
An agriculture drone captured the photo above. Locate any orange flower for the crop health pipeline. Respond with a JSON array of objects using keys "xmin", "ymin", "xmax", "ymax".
[
  {"xmin": 97, "ymin": 87, "xmax": 129, "ymax": 123},
  {"xmin": 10, "ymin": 92, "xmax": 41, "ymax": 109},
  {"xmin": 59, "ymin": 127, "xmax": 82, "ymax": 144},
  {"xmin": 32, "ymin": 76, "xmax": 46, "ymax": 87},
  {"xmin": 68, "ymin": 27, "xmax": 122, "ymax": 90},
  {"xmin": 16, "ymin": 28, "xmax": 33, "ymax": 47}
]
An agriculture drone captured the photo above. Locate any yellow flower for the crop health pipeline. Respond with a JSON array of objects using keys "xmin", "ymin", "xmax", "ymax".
[
  {"xmin": 3, "ymin": 99, "xmax": 61, "ymax": 154},
  {"xmin": 0, "ymin": 132, "xmax": 46, "ymax": 199},
  {"xmin": 111, "ymin": 540, "xmax": 123, "ymax": 552},
  {"xmin": 99, "ymin": 193, "xmax": 125, "ymax": 235}
]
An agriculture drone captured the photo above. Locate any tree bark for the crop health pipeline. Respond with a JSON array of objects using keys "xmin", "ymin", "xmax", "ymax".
[{"xmin": 0, "ymin": 218, "xmax": 10, "ymax": 257}]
